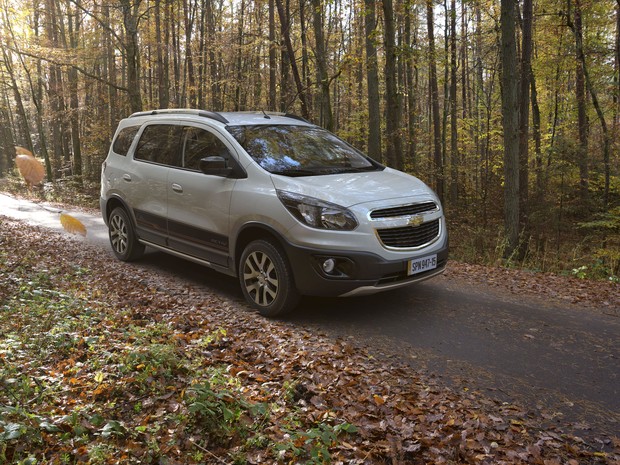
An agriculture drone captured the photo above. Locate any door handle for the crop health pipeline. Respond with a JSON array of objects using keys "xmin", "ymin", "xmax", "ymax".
[
  {"xmin": 171, "ymin": 183, "xmax": 183, "ymax": 193},
  {"xmin": 122, "ymin": 174, "xmax": 132, "ymax": 182}
]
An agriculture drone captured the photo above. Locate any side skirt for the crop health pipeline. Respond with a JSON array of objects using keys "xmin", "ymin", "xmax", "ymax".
[{"xmin": 139, "ymin": 239, "xmax": 236, "ymax": 277}]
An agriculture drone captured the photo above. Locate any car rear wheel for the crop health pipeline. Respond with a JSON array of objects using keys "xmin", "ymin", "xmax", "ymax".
[
  {"xmin": 108, "ymin": 207, "xmax": 145, "ymax": 261},
  {"xmin": 239, "ymin": 240, "xmax": 300, "ymax": 317}
]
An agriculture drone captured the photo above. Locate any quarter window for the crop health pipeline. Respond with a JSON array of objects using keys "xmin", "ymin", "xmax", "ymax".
[
  {"xmin": 112, "ymin": 126, "xmax": 139, "ymax": 156},
  {"xmin": 134, "ymin": 124, "xmax": 183, "ymax": 166}
]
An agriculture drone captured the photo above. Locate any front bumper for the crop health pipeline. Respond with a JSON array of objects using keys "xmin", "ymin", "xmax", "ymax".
[{"xmin": 280, "ymin": 237, "xmax": 449, "ymax": 297}]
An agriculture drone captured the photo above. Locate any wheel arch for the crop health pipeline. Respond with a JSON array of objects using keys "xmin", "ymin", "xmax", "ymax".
[
  {"xmin": 103, "ymin": 195, "xmax": 132, "ymax": 225},
  {"xmin": 233, "ymin": 223, "xmax": 291, "ymax": 276}
]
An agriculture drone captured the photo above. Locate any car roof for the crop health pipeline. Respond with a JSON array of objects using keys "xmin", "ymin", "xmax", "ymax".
[
  {"xmin": 219, "ymin": 111, "xmax": 312, "ymax": 126},
  {"xmin": 127, "ymin": 109, "xmax": 313, "ymax": 127}
]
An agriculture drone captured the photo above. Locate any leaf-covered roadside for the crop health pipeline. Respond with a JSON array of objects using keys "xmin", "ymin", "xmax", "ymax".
[{"xmin": 0, "ymin": 217, "xmax": 618, "ymax": 465}]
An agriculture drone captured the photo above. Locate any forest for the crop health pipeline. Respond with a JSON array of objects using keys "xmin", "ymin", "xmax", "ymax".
[{"xmin": 0, "ymin": 0, "xmax": 618, "ymax": 279}]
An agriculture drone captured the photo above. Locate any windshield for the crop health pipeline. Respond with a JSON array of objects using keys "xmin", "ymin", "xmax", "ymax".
[{"xmin": 227, "ymin": 125, "xmax": 380, "ymax": 176}]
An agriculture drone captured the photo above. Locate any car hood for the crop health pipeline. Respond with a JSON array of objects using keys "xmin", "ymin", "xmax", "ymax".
[{"xmin": 270, "ymin": 168, "xmax": 437, "ymax": 208}]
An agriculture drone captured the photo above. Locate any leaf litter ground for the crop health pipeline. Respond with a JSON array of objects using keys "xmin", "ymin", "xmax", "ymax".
[{"xmin": 0, "ymin": 216, "xmax": 618, "ymax": 464}]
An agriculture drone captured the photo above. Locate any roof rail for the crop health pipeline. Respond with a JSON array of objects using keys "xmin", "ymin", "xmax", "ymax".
[{"xmin": 129, "ymin": 109, "xmax": 229, "ymax": 124}]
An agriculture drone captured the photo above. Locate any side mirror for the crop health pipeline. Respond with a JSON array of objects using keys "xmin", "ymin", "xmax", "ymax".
[{"xmin": 199, "ymin": 156, "xmax": 233, "ymax": 177}]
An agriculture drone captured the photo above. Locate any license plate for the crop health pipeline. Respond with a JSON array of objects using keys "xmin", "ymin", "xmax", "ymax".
[{"xmin": 408, "ymin": 254, "xmax": 437, "ymax": 275}]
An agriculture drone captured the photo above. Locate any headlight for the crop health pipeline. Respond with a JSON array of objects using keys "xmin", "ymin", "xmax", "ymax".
[{"xmin": 277, "ymin": 190, "xmax": 358, "ymax": 230}]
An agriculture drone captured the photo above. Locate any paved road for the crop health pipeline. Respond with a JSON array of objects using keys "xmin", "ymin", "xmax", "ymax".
[{"xmin": 1, "ymin": 192, "xmax": 618, "ymax": 441}]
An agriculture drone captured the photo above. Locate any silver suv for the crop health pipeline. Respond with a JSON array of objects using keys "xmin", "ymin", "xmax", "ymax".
[{"xmin": 100, "ymin": 110, "xmax": 448, "ymax": 316}]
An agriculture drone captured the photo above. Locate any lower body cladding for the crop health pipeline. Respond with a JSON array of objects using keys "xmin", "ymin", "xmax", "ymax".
[{"xmin": 281, "ymin": 238, "xmax": 449, "ymax": 297}]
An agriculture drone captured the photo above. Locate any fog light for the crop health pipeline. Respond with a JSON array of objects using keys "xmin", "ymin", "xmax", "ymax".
[{"xmin": 322, "ymin": 258, "xmax": 336, "ymax": 274}]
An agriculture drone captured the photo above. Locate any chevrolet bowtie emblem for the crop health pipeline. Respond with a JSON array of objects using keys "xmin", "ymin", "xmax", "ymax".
[{"xmin": 408, "ymin": 215, "xmax": 424, "ymax": 227}]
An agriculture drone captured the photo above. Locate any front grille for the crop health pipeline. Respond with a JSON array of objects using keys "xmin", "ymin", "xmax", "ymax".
[
  {"xmin": 370, "ymin": 201, "xmax": 437, "ymax": 219},
  {"xmin": 377, "ymin": 219, "xmax": 440, "ymax": 248}
]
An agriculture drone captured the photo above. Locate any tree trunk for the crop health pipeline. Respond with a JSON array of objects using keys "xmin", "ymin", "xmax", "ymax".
[
  {"xmin": 383, "ymin": 0, "xmax": 403, "ymax": 170},
  {"xmin": 427, "ymin": 0, "xmax": 443, "ymax": 201},
  {"xmin": 268, "ymin": 0, "xmax": 277, "ymax": 110},
  {"xmin": 572, "ymin": 0, "xmax": 589, "ymax": 200},
  {"xmin": 614, "ymin": 1, "xmax": 620, "ymax": 196},
  {"xmin": 275, "ymin": 0, "xmax": 309, "ymax": 118},
  {"xmin": 234, "ymin": 0, "xmax": 245, "ymax": 110},
  {"xmin": 29, "ymin": 1, "xmax": 51, "ymax": 169},
  {"xmin": 312, "ymin": 0, "xmax": 333, "ymax": 130},
  {"xmin": 197, "ymin": 0, "xmax": 205, "ymax": 108},
  {"xmin": 501, "ymin": 0, "xmax": 520, "ymax": 258},
  {"xmin": 67, "ymin": 1, "xmax": 83, "ymax": 183},
  {"xmin": 531, "ymin": 68, "xmax": 543, "ymax": 202},
  {"xmin": 103, "ymin": 3, "xmax": 118, "ymax": 131},
  {"xmin": 364, "ymin": 0, "xmax": 382, "ymax": 162},
  {"xmin": 518, "ymin": 0, "xmax": 533, "ymax": 256},
  {"xmin": 449, "ymin": 0, "xmax": 458, "ymax": 205},
  {"xmin": 46, "ymin": 0, "xmax": 64, "ymax": 175},
  {"xmin": 404, "ymin": 2, "xmax": 417, "ymax": 168},
  {"xmin": 441, "ymin": 0, "xmax": 449, "ymax": 176},
  {"xmin": 278, "ymin": 0, "xmax": 290, "ymax": 112},
  {"xmin": 474, "ymin": 1, "xmax": 484, "ymax": 210},
  {"xmin": 2, "ymin": 26, "xmax": 34, "ymax": 158},
  {"xmin": 300, "ymin": 0, "xmax": 311, "ymax": 111},
  {"xmin": 0, "ymin": 106, "xmax": 16, "ymax": 175},
  {"xmin": 120, "ymin": 0, "xmax": 143, "ymax": 112},
  {"xmin": 155, "ymin": 0, "xmax": 169, "ymax": 108},
  {"xmin": 205, "ymin": 0, "xmax": 221, "ymax": 109},
  {"xmin": 461, "ymin": 4, "xmax": 469, "ymax": 121},
  {"xmin": 186, "ymin": 0, "xmax": 198, "ymax": 107},
  {"xmin": 568, "ymin": 0, "xmax": 611, "ymax": 208}
]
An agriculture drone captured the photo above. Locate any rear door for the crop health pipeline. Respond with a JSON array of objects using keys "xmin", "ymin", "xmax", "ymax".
[{"xmin": 128, "ymin": 123, "xmax": 183, "ymax": 245}]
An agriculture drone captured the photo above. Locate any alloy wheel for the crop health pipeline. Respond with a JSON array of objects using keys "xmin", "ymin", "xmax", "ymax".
[
  {"xmin": 110, "ymin": 213, "xmax": 128, "ymax": 256},
  {"xmin": 243, "ymin": 250, "xmax": 279, "ymax": 307}
]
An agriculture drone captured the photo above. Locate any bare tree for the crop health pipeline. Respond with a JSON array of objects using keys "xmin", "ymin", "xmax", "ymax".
[
  {"xmin": 312, "ymin": 0, "xmax": 333, "ymax": 130},
  {"xmin": 427, "ymin": 0, "xmax": 443, "ymax": 201},
  {"xmin": 501, "ymin": 0, "xmax": 520, "ymax": 257},
  {"xmin": 364, "ymin": 0, "xmax": 382, "ymax": 162}
]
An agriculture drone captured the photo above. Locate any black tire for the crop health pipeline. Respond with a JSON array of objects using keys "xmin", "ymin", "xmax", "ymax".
[
  {"xmin": 108, "ymin": 207, "xmax": 145, "ymax": 261},
  {"xmin": 239, "ymin": 240, "xmax": 300, "ymax": 317}
]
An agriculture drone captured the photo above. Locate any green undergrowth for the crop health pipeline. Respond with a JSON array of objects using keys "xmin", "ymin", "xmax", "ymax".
[
  {"xmin": 0, "ymin": 244, "xmax": 356, "ymax": 464},
  {"xmin": 448, "ymin": 209, "xmax": 620, "ymax": 283}
]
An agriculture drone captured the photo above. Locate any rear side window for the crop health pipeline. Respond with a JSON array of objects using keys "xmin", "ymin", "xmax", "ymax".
[
  {"xmin": 112, "ymin": 126, "xmax": 139, "ymax": 156},
  {"xmin": 134, "ymin": 124, "xmax": 183, "ymax": 166}
]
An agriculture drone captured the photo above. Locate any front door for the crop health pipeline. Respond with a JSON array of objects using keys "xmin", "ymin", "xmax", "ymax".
[{"xmin": 166, "ymin": 125, "xmax": 238, "ymax": 267}]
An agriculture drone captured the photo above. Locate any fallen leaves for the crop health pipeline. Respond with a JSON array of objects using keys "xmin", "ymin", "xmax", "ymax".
[
  {"xmin": 0, "ymin": 216, "xmax": 618, "ymax": 465},
  {"xmin": 444, "ymin": 262, "xmax": 620, "ymax": 315}
]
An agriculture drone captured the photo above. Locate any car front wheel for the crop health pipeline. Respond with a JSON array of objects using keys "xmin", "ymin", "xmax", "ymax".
[
  {"xmin": 108, "ymin": 207, "xmax": 145, "ymax": 261},
  {"xmin": 239, "ymin": 240, "xmax": 300, "ymax": 317}
]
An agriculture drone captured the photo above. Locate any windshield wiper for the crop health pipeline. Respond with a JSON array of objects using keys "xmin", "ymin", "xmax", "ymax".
[
  {"xmin": 332, "ymin": 166, "xmax": 377, "ymax": 173},
  {"xmin": 307, "ymin": 166, "xmax": 377, "ymax": 175},
  {"xmin": 270, "ymin": 165, "xmax": 377, "ymax": 177},
  {"xmin": 269, "ymin": 168, "xmax": 321, "ymax": 177}
]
